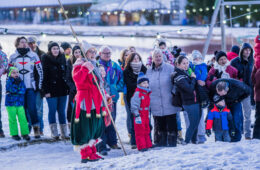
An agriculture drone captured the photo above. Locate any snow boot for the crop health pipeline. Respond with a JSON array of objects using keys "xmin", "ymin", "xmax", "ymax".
[
  {"xmin": 12, "ymin": 135, "xmax": 21, "ymax": 141},
  {"xmin": 33, "ymin": 126, "xmax": 41, "ymax": 139},
  {"xmin": 139, "ymin": 148, "xmax": 148, "ymax": 152},
  {"xmin": 22, "ymin": 135, "xmax": 31, "ymax": 141},
  {"xmin": 177, "ymin": 130, "xmax": 184, "ymax": 144},
  {"xmin": 60, "ymin": 124, "xmax": 70, "ymax": 140},
  {"xmin": 154, "ymin": 131, "xmax": 167, "ymax": 147},
  {"xmin": 110, "ymin": 144, "xmax": 121, "ymax": 149},
  {"xmin": 0, "ymin": 131, "xmax": 5, "ymax": 138},
  {"xmin": 167, "ymin": 132, "xmax": 177, "ymax": 147},
  {"xmin": 50, "ymin": 123, "xmax": 59, "ymax": 140}
]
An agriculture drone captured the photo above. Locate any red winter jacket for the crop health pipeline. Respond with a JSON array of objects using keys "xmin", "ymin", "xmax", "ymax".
[
  {"xmin": 227, "ymin": 52, "xmax": 238, "ymax": 61},
  {"xmin": 252, "ymin": 35, "xmax": 260, "ymax": 102}
]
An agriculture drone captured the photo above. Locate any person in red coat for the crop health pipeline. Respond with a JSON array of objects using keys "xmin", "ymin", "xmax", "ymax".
[
  {"xmin": 130, "ymin": 72, "xmax": 153, "ymax": 151},
  {"xmin": 227, "ymin": 45, "xmax": 240, "ymax": 61},
  {"xmin": 206, "ymin": 51, "xmax": 238, "ymax": 88},
  {"xmin": 252, "ymin": 34, "xmax": 260, "ymax": 139}
]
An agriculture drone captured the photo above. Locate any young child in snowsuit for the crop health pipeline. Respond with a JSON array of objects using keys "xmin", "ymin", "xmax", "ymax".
[
  {"xmin": 131, "ymin": 72, "xmax": 152, "ymax": 152},
  {"xmin": 206, "ymin": 95, "xmax": 235, "ymax": 142},
  {"xmin": 5, "ymin": 67, "xmax": 30, "ymax": 141}
]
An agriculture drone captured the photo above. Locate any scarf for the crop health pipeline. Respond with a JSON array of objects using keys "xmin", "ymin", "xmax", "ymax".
[
  {"xmin": 17, "ymin": 48, "xmax": 30, "ymax": 56},
  {"xmin": 214, "ymin": 60, "xmax": 231, "ymax": 79},
  {"xmin": 130, "ymin": 62, "xmax": 142, "ymax": 75}
]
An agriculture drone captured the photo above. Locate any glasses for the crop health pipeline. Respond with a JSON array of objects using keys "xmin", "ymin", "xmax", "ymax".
[
  {"xmin": 102, "ymin": 52, "xmax": 111, "ymax": 55},
  {"xmin": 88, "ymin": 50, "xmax": 96, "ymax": 54}
]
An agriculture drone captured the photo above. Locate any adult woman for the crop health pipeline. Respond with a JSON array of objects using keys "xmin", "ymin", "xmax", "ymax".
[
  {"xmin": 146, "ymin": 49, "xmax": 181, "ymax": 147},
  {"xmin": 66, "ymin": 45, "xmax": 83, "ymax": 127},
  {"xmin": 118, "ymin": 49, "xmax": 130, "ymax": 69},
  {"xmin": 206, "ymin": 51, "xmax": 238, "ymax": 87},
  {"xmin": 123, "ymin": 52, "xmax": 147, "ymax": 148},
  {"xmin": 172, "ymin": 56, "xmax": 201, "ymax": 144},
  {"xmin": 42, "ymin": 42, "xmax": 69, "ymax": 139},
  {"xmin": 70, "ymin": 41, "xmax": 105, "ymax": 162}
]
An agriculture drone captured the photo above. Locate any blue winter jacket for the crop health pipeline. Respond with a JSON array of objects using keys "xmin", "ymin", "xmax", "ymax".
[
  {"xmin": 190, "ymin": 62, "xmax": 208, "ymax": 81},
  {"xmin": 5, "ymin": 77, "xmax": 26, "ymax": 106},
  {"xmin": 97, "ymin": 59, "xmax": 124, "ymax": 102}
]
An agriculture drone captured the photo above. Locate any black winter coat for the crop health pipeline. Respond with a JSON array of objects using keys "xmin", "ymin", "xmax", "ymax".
[
  {"xmin": 42, "ymin": 53, "xmax": 69, "ymax": 97},
  {"xmin": 33, "ymin": 46, "xmax": 45, "ymax": 92},
  {"xmin": 66, "ymin": 59, "xmax": 76, "ymax": 95},
  {"xmin": 172, "ymin": 68, "xmax": 198, "ymax": 105},
  {"xmin": 123, "ymin": 65, "xmax": 147, "ymax": 104},
  {"xmin": 209, "ymin": 78, "xmax": 251, "ymax": 107}
]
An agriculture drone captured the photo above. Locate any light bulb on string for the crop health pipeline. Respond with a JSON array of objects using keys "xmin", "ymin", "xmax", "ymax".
[
  {"xmin": 177, "ymin": 29, "xmax": 183, "ymax": 34},
  {"xmin": 186, "ymin": 9, "xmax": 190, "ymax": 14},
  {"xmin": 156, "ymin": 33, "xmax": 161, "ymax": 39},
  {"xmin": 41, "ymin": 32, "xmax": 46, "ymax": 38},
  {"xmin": 180, "ymin": 10, "xmax": 183, "ymax": 13},
  {"xmin": 192, "ymin": 9, "xmax": 196, "ymax": 13},
  {"xmin": 232, "ymin": 6, "xmax": 236, "ymax": 10},
  {"xmin": 212, "ymin": 6, "xmax": 215, "ymax": 10},
  {"xmin": 199, "ymin": 8, "xmax": 203, "ymax": 12},
  {"xmin": 142, "ymin": 9, "xmax": 146, "ymax": 12},
  {"xmin": 226, "ymin": 5, "xmax": 230, "ymax": 9},
  {"xmin": 206, "ymin": 7, "xmax": 209, "ymax": 11},
  {"xmin": 114, "ymin": 11, "xmax": 118, "ymax": 15},
  {"xmin": 254, "ymin": 9, "xmax": 258, "ymax": 12},
  {"xmin": 167, "ymin": 10, "xmax": 171, "ymax": 14},
  {"xmin": 107, "ymin": 12, "xmax": 111, "ymax": 15},
  {"xmin": 130, "ymin": 35, "xmax": 135, "ymax": 41},
  {"xmin": 246, "ymin": 15, "xmax": 251, "ymax": 20},
  {"xmin": 246, "ymin": 8, "xmax": 250, "ymax": 12},
  {"xmin": 3, "ymin": 28, "xmax": 8, "ymax": 35},
  {"xmin": 86, "ymin": 11, "xmax": 90, "ymax": 15},
  {"xmin": 173, "ymin": 10, "xmax": 177, "ymax": 14},
  {"xmin": 223, "ymin": 20, "xmax": 227, "ymax": 24}
]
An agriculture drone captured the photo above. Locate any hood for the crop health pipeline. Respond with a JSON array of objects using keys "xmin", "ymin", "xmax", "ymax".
[
  {"xmin": 239, "ymin": 43, "xmax": 253, "ymax": 62},
  {"xmin": 227, "ymin": 52, "xmax": 238, "ymax": 61}
]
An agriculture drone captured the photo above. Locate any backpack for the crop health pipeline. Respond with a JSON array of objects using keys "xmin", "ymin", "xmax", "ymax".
[{"xmin": 171, "ymin": 72, "xmax": 182, "ymax": 107}]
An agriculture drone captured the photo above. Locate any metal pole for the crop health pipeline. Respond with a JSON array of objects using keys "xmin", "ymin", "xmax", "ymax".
[
  {"xmin": 229, "ymin": 6, "xmax": 233, "ymax": 46},
  {"xmin": 57, "ymin": 0, "xmax": 127, "ymax": 156},
  {"xmin": 202, "ymin": 0, "xmax": 222, "ymax": 57},
  {"xmin": 220, "ymin": 0, "xmax": 226, "ymax": 52}
]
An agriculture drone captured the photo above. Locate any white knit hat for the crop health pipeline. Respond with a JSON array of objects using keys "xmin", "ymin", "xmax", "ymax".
[
  {"xmin": 191, "ymin": 50, "xmax": 204, "ymax": 61},
  {"xmin": 82, "ymin": 40, "xmax": 94, "ymax": 54}
]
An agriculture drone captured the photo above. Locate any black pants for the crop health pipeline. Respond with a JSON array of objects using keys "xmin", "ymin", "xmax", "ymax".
[
  {"xmin": 154, "ymin": 114, "xmax": 177, "ymax": 135},
  {"xmin": 253, "ymin": 102, "xmax": 260, "ymax": 139},
  {"xmin": 67, "ymin": 92, "xmax": 76, "ymax": 123}
]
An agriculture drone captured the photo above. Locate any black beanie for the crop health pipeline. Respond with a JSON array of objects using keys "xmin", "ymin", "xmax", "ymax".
[
  {"xmin": 61, "ymin": 42, "xmax": 72, "ymax": 51},
  {"xmin": 213, "ymin": 94, "xmax": 225, "ymax": 104},
  {"xmin": 48, "ymin": 41, "xmax": 59, "ymax": 52},
  {"xmin": 215, "ymin": 51, "xmax": 227, "ymax": 62},
  {"xmin": 159, "ymin": 41, "xmax": 166, "ymax": 47}
]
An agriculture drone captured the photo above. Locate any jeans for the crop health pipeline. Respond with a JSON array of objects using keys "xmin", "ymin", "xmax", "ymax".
[
  {"xmin": 67, "ymin": 92, "xmax": 76, "ymax": 123},
  {"xmin": 253, "ymin": 102, "xmax": 260, "ymax": 139},
  {"xmin": 46, "ymin": 96, "xmax": 67, "ymax": 124},
  {"xmin": 104, "ymin": 102, "xmax": 118, "ymax": 146},
  {"xmin": 0, "ymin": 82, "xmax": 3, "ymax": 133},
  {"xmin": 124, "ymin": 95, "xmax": 131, "ymax": 134},
  {"xmin": 197, "ymin": 109, "xmax": 207, "ymax": 143},
  {"xmin": 36, "ymin": 91, "xmax": 44, "ymax": 132},
  {"xmin": 24, "ymin": 89, "xmax": 39, "ymax": 126},
  {"xmin": 183, "ymin": 104, "xmax": 201, "ymax": 143},
  {"xmin": 229, "ymin": 102, "xmax": 243, "ymax": 142},
  {"xmin": 176, "ymin": 112, "xmax": 182, "ymax": 131},
  {"xmin": 215, "ymin": 130, "xmax": 231, "ymax": 142},
  {"xmin": 241, "ymin": 96, "xmax": 252, "ymax": 138}
]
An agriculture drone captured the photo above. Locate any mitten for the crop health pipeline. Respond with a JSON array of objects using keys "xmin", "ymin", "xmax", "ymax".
[
  {"xmin": 215, "ymin": 70, "xmax": 223, "ymax": 79},
  {"xmin": 206, "ymin": 129, "xmax": 211, "ymax": 137},
  {"xmin": 135, "ymin": 115, "xmax": 142, "ymax": 124}
]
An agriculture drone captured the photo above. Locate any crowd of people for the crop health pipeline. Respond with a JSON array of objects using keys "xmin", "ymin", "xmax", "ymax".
[{"xmin": 0, "ymin": 30, "xmax": 259, "ymax": 163}]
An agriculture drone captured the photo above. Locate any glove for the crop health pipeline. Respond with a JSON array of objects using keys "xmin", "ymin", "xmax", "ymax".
[
  {"xmin": 135, "ymin": 115, "xmax": 142, "ymax": 124},
  {"xmin": 206, "ymin": 129, "xmax": 211, "ymax": 137},
  {"xmin": 231, "ymin": 130, "xmax": 236, "ymax": 137},
  {"xmin": 215, "ymin": 70, "xmax": 223, "ymax": 79}
]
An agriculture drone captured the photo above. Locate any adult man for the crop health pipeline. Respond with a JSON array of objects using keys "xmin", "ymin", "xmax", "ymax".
[
  {"xmin": 0, "ymin": 43, "xmax": 8, "ymax": 138},
  {"xmin": 61, "ymin": 42, "xmax": 72, "ymax": 60},
  {"xmin": 97, "ymin": 46, "xmax": 124, "ymax": 150},
  {"xmin": 9, "ymin": 37, "xmax": 43, "ymax": 138},
  {"xmin": 28, "ymin": 36, "xmax": 45, "ymax": 135},
  {"xmin": 231, "ymin": 43, "xmax": 254, "ymax": 139},
  {"xmin": 210, "ymin": 79, "xmax": 251, "ymax": 142}
]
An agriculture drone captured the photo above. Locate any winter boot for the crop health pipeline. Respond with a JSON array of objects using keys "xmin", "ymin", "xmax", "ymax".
[
  {"xmin": 22, "ymin": 135, "xmax": 31, "ymax": 141},
  {"xmin": 154, "ymin": 131, "xmax": 167, "ymax": 147},
  {"xmin": 139, "ymin": 148, "xmax": 148, "ymax": 152},
  {"xmin": 167, "ymin": 132, "xmax": 177, "ymax": 147},
  {"xmin": 0, "ymin": 131, "xmax": 5, "ymax": 138},
  {"xmin": 60, "ymin": 124, "xmax": 70, "ymax": 140},
  {"xmin": 33, "ymin": 126, "xmax": 41, "ymax": 139},
  {"xmin": 12, "ymin": 135, "xmax": 21, "ymax": 141},
  {"xmin": 110, "ymin": 144, "xmax": 121, "ymax": 149},
  {"xmin": 177, "ymin": 130, "xmax": 185, "ymax": 144},
  {"xmin": 50, "ymin": 123, "xmax": 59, "ymax": 140}
]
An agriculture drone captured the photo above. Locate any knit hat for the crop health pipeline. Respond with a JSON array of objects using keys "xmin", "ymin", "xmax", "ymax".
[
  {"xmin": 8, "ymin": 67, "xmax": 19, "ymax": 77},
  {"xmin": 191, "ymin": 50, "xmax": 204, "ymax": 61},
  {"xmin": 213, "ymin": 94, "xmax": 225, "ymax": 104},
  {"xmin": 27, "ymin": 36, "xmax": 37, "ymax": 43},
  {"xmin": 82, "ymin": 40, "xmax": 94, "ymax": 54},
  {"xmin": 231, "ymin": 45, "xmax": 240, "ymax": 55},
  {"xmin": 137, "ymin": 72, "xmax": 149, "ymax": 85},
  {"xmin": 61, "ymin": 42, "xmax": 72, "ymax": 51},
  {"xmin": 215, "ymin": 51, "xmax": 227, "ymax": 62},
  {"xmin": 48, "ymin": 41, "xmax": 59, "ymax": 52},
  {"xmin": 159, "ymin": 41, "xmax": 166, "ymax": 47}
]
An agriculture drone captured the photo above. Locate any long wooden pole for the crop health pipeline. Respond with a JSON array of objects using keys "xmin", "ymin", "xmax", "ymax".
[
  {"xmin": 220, "ymin": 0, "xmax": 226, "ymax": 52},
  {"xmin": 57, "ymin": 0, "xmax": 127, "ymax": 156}
]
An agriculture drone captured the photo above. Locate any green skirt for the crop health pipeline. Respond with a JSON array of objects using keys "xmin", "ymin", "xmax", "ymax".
[{"xmin": 70, "ymin": 104, "xmax": 104, "ymax": 146}]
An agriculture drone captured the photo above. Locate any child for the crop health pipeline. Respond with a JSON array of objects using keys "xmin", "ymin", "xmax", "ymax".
[
  {"xmin": 206, "ymin": 95, "xmax": 235, "ymax": 142},
  {"xmin": 5, "ymin": 67, "xmax": 30, "ymax": 141},
  {"xmin": 131, "ymin": 72, "xmax": 152, "ymax": 152}
]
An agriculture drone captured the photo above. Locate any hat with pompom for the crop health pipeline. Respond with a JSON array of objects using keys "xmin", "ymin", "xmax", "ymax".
[{"xmin": 137, "ymin": 72, "xmax": 149, "ymax": 84}]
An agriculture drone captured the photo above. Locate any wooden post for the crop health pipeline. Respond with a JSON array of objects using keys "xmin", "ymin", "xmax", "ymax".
[
  {"xmin": 220, "ymin": 0, "xmax": 226, "ymax": 52},
  {"xmin": 202, "ymin": 0, "xmax": 222, "ymax": 57}
]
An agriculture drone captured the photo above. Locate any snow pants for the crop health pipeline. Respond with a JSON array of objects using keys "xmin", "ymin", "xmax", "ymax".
[
  {"xmin": 134, "ymin": 112, "xmax": 152, "ymax": 150},
  {"xmin": 215, "ymin": 130, "xmax": 231, "ymax": 142},
  {"xmin": 6, "ymin": 106, "xmax": 29, "ymax": 136}
]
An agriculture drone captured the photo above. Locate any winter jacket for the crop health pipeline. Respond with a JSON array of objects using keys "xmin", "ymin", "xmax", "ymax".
[
  {"xmin": 227, "ymin": 51, "xmax": 238, "ymax": 61},
  {"xmin": 206, "ymin": 105, "xmax": 235, "ymax": 131},
  {"xmin": 123, "ymin": 65, "xmax": 147, "ymax": 104},
  {"xmin": 33, "ymin": 47, "xmax": 45, "ymax": 91},
  {"xmin": 146, "ymin": 62, "xmax": 181, "ymax": 116},
  {"xmin": 9, "ymin": 48, "xmax": 43, "ymax": 90},
  {"xmin": 206, "ymin": 63, "xmax": 238, "ymax": 88},
  {"xmin": 66, "ymin": 59, "xmax": 76, "ymax": 94},
  {"xmin": 130, "ymin": 86, "xmax": 151, "ymax": 117},
  {"xmin": 146, "ymin": 49, "xmax": 175, "ymax": 67},
  {"xmin": 0, "ymin": 50, "xmax": 8, "ymax": 77},
  {"xmin": 42, "ymin": 53, "xmax": 68, "ymax": 97},
  {"xmin": 189, "ymin": 62, "xmax": 208, "ymax": 81},
  {"xmin": 5, "ymin": 77, "xmax": 26, "ymax": 106},
  {"xmin": 254, "ymin": 35, "xmax": 260, "ymax": 69},
  {"xmin": 209, "ymin": 78, "xmax": 251, "ymax": 107},
  {"xmin": 172, "ymin": 67, "xmax": 198, "ymax": 105},
  {"xmin": 231, "ymin": 43, "xmax": 254, "ymax": 87},
  {"xmin": 97, "ymin": 59, "xmax": 124, "ymax": 102},
  {"xmin": 252, "ymin": 35, "xmax": 260, "ymax": 102}
]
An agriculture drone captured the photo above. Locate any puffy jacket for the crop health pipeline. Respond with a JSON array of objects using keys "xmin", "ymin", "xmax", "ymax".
[
  {"xmin": 254, "ymin": 35, "xmax": 260, "ymax": 69},
  {"xmin": 189, "ymin": 62, "xmax": 208, "ymax": 81},
  {"xmin": 227, "ymin": 51, "xmax": 238, "ymax": 61},
  {"xmin": 123, "ymin": 65, "xmax": 147, "ymax": 104},
  {"xmin": 252, "ymin": 35, "xmax": 260, "ymax": 102},
  {"xmin": 0, "ymin": 50, "xmax": 8, "ymax": 77},
  {"xmin": 5, "ymin": 77, "xmax": 26, "ymax": 106},
  {"xmin": 33, "ymin": 46, "xmax": 45, "ymax": 91},
  {"xmin": 66, "ymin": 59, "xmax": 76, "ymax": 94},
  {"xmin": 97, "ymin": 59, "xmax": 124, "ymax": 102},
  {"xmin": 172, "ymin": 67, "xmax": 198, "ymax": 105},
  {"xmin": 206, "ymin": 105, "xmax": 235, "ymax": 131},
  {"xmin": 209, "ymin": 78, "xmax": 251, "ymax": 107},
  {"xmin": 9, "ymin": 48, "xmax": 43, "ymax": 90},
  {"xmin": 42, "ymin": 53, "xmax": 68, "ymax": 97},
  {"xmin": 146, "ymin": 62, "xmax": 181, "ymax": 116}
]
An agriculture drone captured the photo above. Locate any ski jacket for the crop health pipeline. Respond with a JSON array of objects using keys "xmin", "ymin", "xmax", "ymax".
[{"xmin": 5, "ymin": 77, "xmax": 26, "ymax": 106}]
